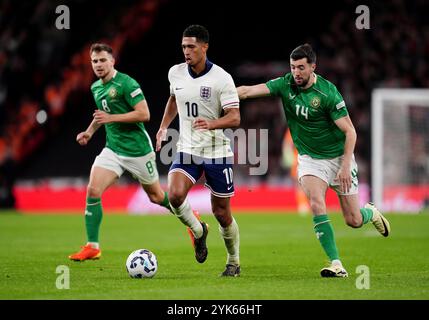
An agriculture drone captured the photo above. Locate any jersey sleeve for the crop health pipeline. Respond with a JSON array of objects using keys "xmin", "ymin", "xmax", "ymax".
[
  {"xmin": 124, "ymin": 77, "xmax": 145, "ymax": 107},
  {"xmin": 168, "ymin": 67, "xmax": 175, "ymax": 96},
  {"xmin": 266, "ymin": 76, "xmax": 286, "ymax": 97},
  {"xmin": 327, "ymin": 85, "xmax": 348, "ymax": 120},
  {"xmin": 220, "ymin": 73, "xmax": 239, "ymax": 109}
]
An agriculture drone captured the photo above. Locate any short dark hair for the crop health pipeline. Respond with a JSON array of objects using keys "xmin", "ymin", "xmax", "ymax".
[
  {"xmin": 183, "ymin": 25, "xmax": 209, "ymax": 43},
  {"xmin": 90, "ymin": 43, "xmax": 113, "ymax": 55},
  {"xmin": 290, "ymin": 43, "xmax": 316, "ymax": 64}
]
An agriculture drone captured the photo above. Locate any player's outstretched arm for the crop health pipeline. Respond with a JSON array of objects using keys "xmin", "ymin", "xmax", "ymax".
[
  {"xmin": 156, "ymin": 95, "xmax": 178, "ymax": 151},
  {"xmin": 236, "ymin": 84, "xmax": 271, "ymax": 100}
]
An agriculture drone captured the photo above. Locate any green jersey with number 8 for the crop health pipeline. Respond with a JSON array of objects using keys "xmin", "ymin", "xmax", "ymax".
[
  {"xmin": 266, "ymin": 73, "xmax": 348, "ymax": 159},
  {"xmin": 91, "ymin": 71, "xmax": 153, "ymax": 157}
]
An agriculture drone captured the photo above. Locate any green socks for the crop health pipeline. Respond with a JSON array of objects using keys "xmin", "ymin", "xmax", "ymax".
[
  {"xmin": 84, "ymin": 192, "xmax": 173, "ymax": 244},
  {"xmin": 313, "ymin": 215, "xmax": 340, "ymax": 261},
  {"xmin": 313, "ymin": 209, "xmax": 373, "ymax": 262},
  {"xmin": 85, "ymin": 197, "xmax": 103, "ymax": 243},
  {"xmin": 160, "ymin": 192, "xmax": 174, "ymax": 214},
  {"xmin": 360, "ymin": 208, "xmax": 373, "ymax": 225}
]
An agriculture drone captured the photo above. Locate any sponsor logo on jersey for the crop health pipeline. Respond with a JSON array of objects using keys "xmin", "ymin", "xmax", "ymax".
[
  {"xmin": 109, "ymin": 87, "xmax": 118, "ymax": 99},
  {"xmin": 311, "ymin": 96, "xmax": 321, "ymax": 108},
  {"xmin": 200, "ymin": 86, "xmax": 211, "ymax": 100},
  {"xmin": 289, "ymin": 92, "xmax": 296, "ymax": 100}
]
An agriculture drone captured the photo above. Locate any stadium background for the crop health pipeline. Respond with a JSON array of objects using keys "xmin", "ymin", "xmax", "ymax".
[{"xmin": 0, "ymin": 0, "xmax": 428, "ymax": 213}]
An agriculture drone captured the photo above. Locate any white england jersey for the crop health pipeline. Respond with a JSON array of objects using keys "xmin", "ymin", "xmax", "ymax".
[{"xmin": 168, "ymin": 62, "xmax": 239, "ymax": 158}]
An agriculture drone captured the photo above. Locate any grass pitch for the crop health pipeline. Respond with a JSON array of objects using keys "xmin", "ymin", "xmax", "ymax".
[{"xmin": 0, "ymin": 211, "xmax": 428, "ymax": 300}]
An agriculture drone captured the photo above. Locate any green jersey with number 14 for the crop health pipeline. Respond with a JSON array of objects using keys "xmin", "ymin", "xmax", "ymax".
[
  {"xmin": 266, "ymin": 73, "xmax": 348, "ymax": 159},
  {"xmin": 91, "ymin": 71, "xmax": 153, "ymax": 157}
]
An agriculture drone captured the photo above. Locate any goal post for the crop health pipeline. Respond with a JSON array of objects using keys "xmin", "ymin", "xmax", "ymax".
[{"xmin": 371, "ymin": 89, "xmax": 429, "ymax": 212}]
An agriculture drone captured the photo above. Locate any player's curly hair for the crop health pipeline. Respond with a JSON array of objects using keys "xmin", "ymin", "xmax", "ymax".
[
  {"xmin": 183, "ymin": 25, "xmax": 209, "ymax": 43},
  {"xmin": 290, "ymin": 43, "xmax": 316, "ymax": 64}
]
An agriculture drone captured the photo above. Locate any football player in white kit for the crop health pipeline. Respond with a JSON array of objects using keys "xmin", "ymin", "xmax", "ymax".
[{"xmin": 156, "ymin": 25, "xmax": 241, "ymax": 276}]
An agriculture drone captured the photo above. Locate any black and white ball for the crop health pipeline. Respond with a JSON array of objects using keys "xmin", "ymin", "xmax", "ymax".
[{"xmin": 126, "ymin": 249, "xmax": 158, "ymax": 278}]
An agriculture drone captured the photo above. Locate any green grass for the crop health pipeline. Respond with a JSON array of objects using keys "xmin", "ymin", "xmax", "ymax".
[{"xmin": 0, "ymin": 211, "xmax": 428, "ymax": 299}]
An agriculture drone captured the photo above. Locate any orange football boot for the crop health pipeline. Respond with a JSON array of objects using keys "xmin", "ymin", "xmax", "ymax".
[{"xmin": 69, "ymin": 244, "xmax": 101, "ymax": 261}]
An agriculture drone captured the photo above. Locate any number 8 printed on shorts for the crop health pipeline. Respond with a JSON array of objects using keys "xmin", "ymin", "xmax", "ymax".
[{"xmin": 146, "ymin": 160, "xmax": 154, "ymax": 175}]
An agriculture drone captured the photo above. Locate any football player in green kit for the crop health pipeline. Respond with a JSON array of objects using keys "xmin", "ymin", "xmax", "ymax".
[
  {"xmin": 237, "ymin": 44, "xmax": 390, "ymax": 277},
  {"xmin": 69, "ymin": 43, "xmax": 177, "ymax": 261}
]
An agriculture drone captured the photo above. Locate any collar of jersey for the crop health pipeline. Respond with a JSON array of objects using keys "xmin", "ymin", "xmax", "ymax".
[
  {"xmin": 188, "ymin": 59, "xmax": 213, "ymax": 79},
  {"xmin": 101, "ymin": 70, "xmax": 118, "ymax": 85}
]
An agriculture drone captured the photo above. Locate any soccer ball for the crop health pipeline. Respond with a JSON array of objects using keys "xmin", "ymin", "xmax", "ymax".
[{"xmin": 125, "ymin": 249, "xmax": 158, "ymax": 279}]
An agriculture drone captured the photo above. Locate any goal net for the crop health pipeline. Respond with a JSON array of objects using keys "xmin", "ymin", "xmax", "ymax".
[{"xmin": 371, "ymin": 89, "xmax": 429, "ymax": 212}]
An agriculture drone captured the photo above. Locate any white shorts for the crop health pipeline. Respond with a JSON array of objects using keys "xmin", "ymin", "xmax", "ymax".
[
  {"xmin": 297, "ymin": 154, "xmax": 359, "ymax": 195},
  {"xmin": 93, "ymin": 148, "xmax": 159, "ymax": 185}
]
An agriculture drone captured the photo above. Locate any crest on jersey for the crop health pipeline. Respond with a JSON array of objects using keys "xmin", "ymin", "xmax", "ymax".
[
  {"xmin": 109, "ymin": 88, "xmax": 118, "ymax": 99},
  {"xmin": 311, "ymin": 96, "xmax": 321, "ymax": 108},
  {"xmin": 200, "ymin": 86, "xmax": 211, "ymax": 100}
]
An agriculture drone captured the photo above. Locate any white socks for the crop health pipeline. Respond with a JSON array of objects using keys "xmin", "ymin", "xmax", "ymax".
[
  {"xmin": 171, "ymin": 200, "xmax": 240, "ymax": 265},
  {"xmin": 332, "ymin": 259, "xmax": 343, "ymax": 267},
  {"xmin": 219, "ymin": 218, "xmax": 240, "ymax": 266},
  {"xmin": 171, "ymin": 199, "xmax": 203, "ymax": 238},
  {"xmin": 87, "ymin": 242, "xmax": 99, "ymax": 249}
]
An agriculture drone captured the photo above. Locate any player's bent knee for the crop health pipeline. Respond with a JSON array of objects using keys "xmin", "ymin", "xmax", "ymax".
[
  {"xmin": 87, "ymin": 185, "xmax": 102, "ymax": 198},
  {"xmin": 212, "ymin": 206, "xmax": 227, "ymax": 217},
  {"xmin": 309, "ymin": 197, "xmax": 326, "ymax": 214},
  {"xmin": 213, "ymin": 211, "xmax": 232, "ymax": 227},
  {"xmin": 345, "ymin": 216, "xmax": 362, "ymax": 228},
  {"xmin": 212, "ymin": 202, "xmax": 232, "ymax": 226},
  {"xmin": 168, "ymin": 190, "xmax": 186, "ymax": 208},
  {"xmin": 212, "ymin": 202, "xmax": 227, "ymax": 213}
]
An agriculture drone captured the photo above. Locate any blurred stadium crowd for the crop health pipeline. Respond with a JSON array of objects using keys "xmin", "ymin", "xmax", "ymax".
[{"xmin": 0, "ymin": 0, "xmax": 428, "ymax": 208}]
